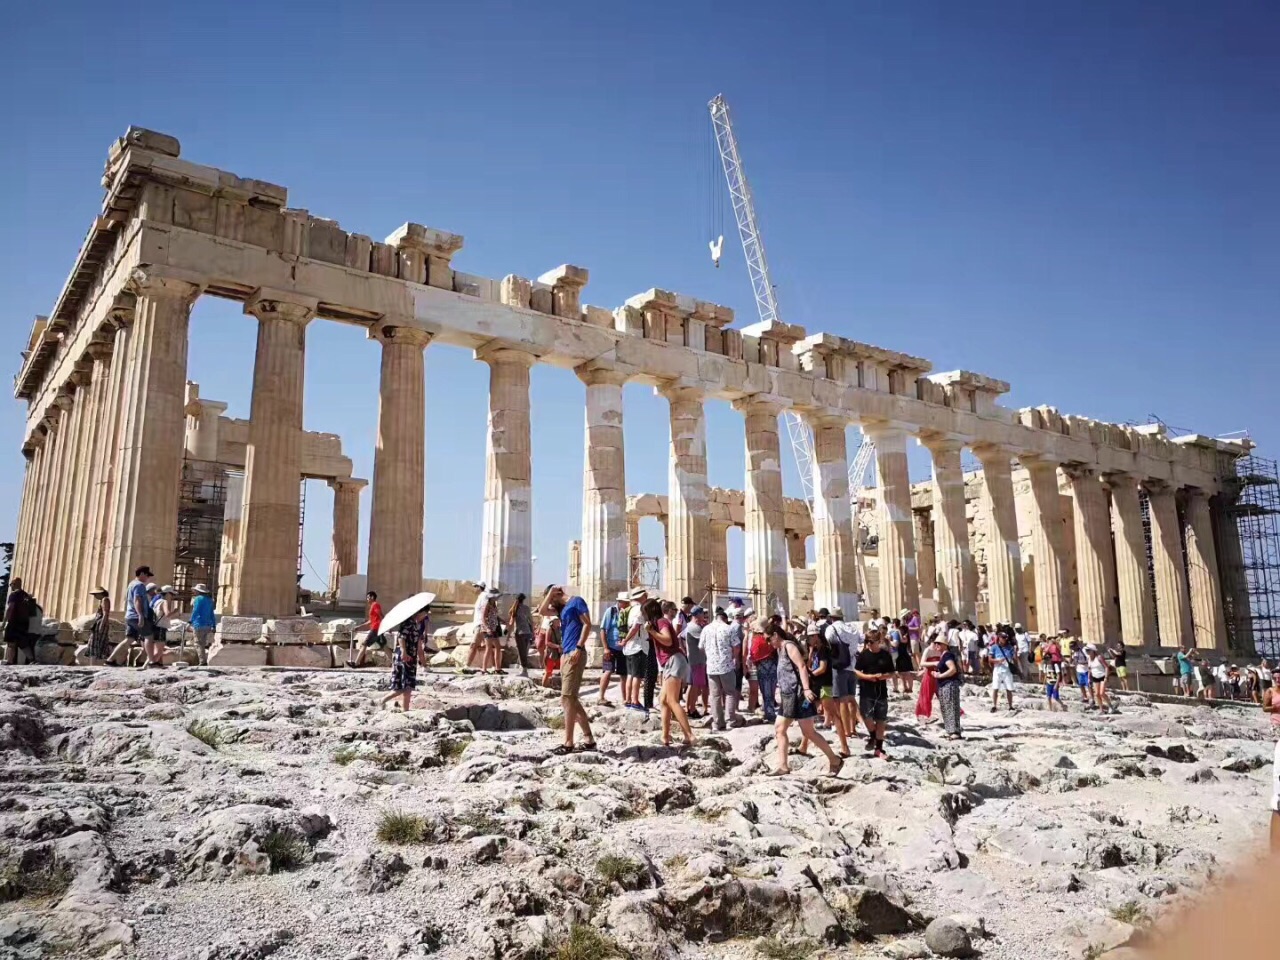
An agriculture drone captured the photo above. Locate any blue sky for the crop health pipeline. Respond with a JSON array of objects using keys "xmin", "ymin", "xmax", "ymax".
[{"xmin": 2, "ymin": 0, "xmax": 1275, "ymax": 594}]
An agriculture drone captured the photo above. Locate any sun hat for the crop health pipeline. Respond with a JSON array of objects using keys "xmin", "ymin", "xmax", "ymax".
[
  {"xmin": 193, "ymin": 584, "xmax": 210, "ymax": 595},
  {"xmin": 89, "ymin": 586, "xmax": 109, "ymax": 596},
  {"xmin": 805, "ymin": 623, "xmax": 821, "ymax": 636},
  {"xmin": 831, "ymin": 607, "xmax": 844, "ymax": 619},
  {"xmin": 160, "ymin": 585, "xmax": 177, "ymax": 595},
  {"xmin": 145, "ymin": 583, "xmax": 159, "ymax": 593},
  {"xmin": 486, "ymin": 587, "xmax": 500, "ymax": 597},
  {"xmin": 628, "ymin": 587, "xmax": 647, "ymax": 600},
  {"xmin": 616, "ymin": 591, "xmax": 631, "ymax": 602}
]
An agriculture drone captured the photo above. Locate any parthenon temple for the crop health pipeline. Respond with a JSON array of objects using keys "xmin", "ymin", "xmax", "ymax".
[{"xmin": 12, "ymin": 127, "xmax": 1255, "ymax": 653}]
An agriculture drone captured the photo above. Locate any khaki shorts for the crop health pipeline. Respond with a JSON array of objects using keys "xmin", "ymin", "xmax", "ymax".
[{"xmin": 561, "ymin": 648, "xmax": 586, "ymax": 700}]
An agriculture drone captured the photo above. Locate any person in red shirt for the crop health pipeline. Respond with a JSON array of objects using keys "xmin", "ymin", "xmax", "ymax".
[{"xmin": 348, "ymin": 592, "xmax": 385, "ymax": 668}]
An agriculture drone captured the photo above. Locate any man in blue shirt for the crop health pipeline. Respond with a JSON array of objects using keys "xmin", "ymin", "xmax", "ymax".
[
  {"xmin": 189, "ymin": 583, "xmax": 216, "ymax": 666},
  {"xmin": 539, "ymin": 585, "xmax": 595, "ymax": 754},
  {"xmin": 989, "ymin": 630, "xmax": 1018, "ymax": 713},
  {"xmin": 124, "ymin": 566, "xmax": 155, "ymax": 667},
  {"xmin": 596, "ymin": 592, "xmax": 629, "ymax": 707}
]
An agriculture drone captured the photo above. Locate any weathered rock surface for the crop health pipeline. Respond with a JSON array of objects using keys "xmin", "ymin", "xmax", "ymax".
[{"xmin": 0, "ymin": 667, "xmax": 1268, "ymax": 960}]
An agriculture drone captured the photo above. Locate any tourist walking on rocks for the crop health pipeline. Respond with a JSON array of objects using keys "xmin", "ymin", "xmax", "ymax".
[
  {"xmin": 114, "ymin": 566, "xmax": 155, "ymax": 668},
  {"xmin": 807, "ymin": 624, "xmax": 845, "ymax": 750},
  {"xmin": 906, "ymin": 609, "xmax": 922, "ymax": 668},
  {"xmin": 887, "ymin": 618, "xmax": 906, "ymax": 693},
  {"xmin": 620, "ymin": 588, "xmax": 649, "ymax": 711},
  {"xmin": 597, "ymin": 592, "xmax": 628, "ymax": 703},
  {"xmin": 1014, "ymin": 623, "xmax": 1032, "ymax": 678},
  {"xmin": 1108, "ymin": 642, "xmax": 1129, "ymax": 691},
  {"xmin": 151, "ymin": 585, "xmax": 179, "ymax": 665},
  {"xmin": 855, "ymin": 629, "xmax": 895, "ymax": 758},
  {"xmin": 538, "ymin": 613, "xmax": 561, "ymax": 687},
  {"xmin": 894, "ymin": 617, "xmax": 915, "ymax": 695},
  {"xmin": 3, "ymin": 578, "xmax": 38, "ymax": 666},
  {"xmin": 381, "ymin": 605, "xmax": 430, "ymax": 712},
  {"xmin": 703, "ymin": 607, "xmax": 742, "ymax": 730},
  {"xmin": 646, "ymin": 599, "xmax": 695, "ymax": 748},
  {"xmin": 827, "ymin": 610, "xmax": 861, "ymax": 745},
  {"xmin": 682, "ymin": 606, "xmax": 710, "ymax": 719},
  {"xmin": 75, "ymin": 587, "xmax": 113, "ymax": 665},
  {"xmin": 349, "ymin": 591, "xmax": 384, "ymax": 668},
  {"xmin": 1070, "ymin": 641, "xmax": 1092, "ymax": 705},
  {"xmin": 989, "ymin": 631, "xmax": 1017, "ymax": 713},
  {"xmin": 1086, "ymin": 645, "xmax": 1114, "ymax": 713},
  {"xmin": 960, "ymin": 621, "xmax": 979, "ymax": 674},
  {"xmin": 770, "ymin": 621, "xmax": 843, "ymax": 776},
  {"xmin": 189, "ymin": 584, "xmax": 215, "ymax": 666},
  {"xmin": 1043, "ymin": 655, "xmax": 1064, "ymax": 710},
  {"xmin": 1263, "ymin": 665, "xmax": 1280, "ymax": 850},
  {"xmin": 539, "ymin": 585, "xmax": 596, "ymax": 753},
  {"xmin": 929, "ymin": 636, "xmax": 963, "ymax": 739},
  {"xmin": 478, "ymin": 588, "xmax": 503, "ymax": 674},
  {"xmin": 750, "ymin": 616, "xmax": 779, "ymax": 723},
  {"xmin": 506, "ymin": 593, "xmax": 534, "ymax": 679}
]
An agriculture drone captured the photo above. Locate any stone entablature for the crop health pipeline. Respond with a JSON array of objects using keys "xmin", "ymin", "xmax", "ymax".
[{"xmin": 17, "ymin": 128, "xmax": 1244, "ymax": 496}]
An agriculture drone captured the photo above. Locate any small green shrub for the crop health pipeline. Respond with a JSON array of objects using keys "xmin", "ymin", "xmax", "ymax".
[
  {"xmin": 332, "ymin": 745, "xmax": 359, "ymax": 766},
  {"xmin": 440, "ymin": 738, "xmax": 471, "ymax": 762},
  {"xmin": 376, "ymin": 809, "xmax": 427, "ymax": 845},
  {"xmin": 186, "ymin": 719, "xmax": 223, "ymax": 749},
  {"xmin": 367, "ymin": 751, "xmax": 412, "ymax": 771},
  {"xmin": 455, "ymin": 811, "xmax": 504, "ymax": 835},
  {"xmin": 756, "ymin": 937, "xmax": 816, "ymax": 960},
  {"xmin": 553, "ymin": 925, "xmax": 625, "ymax": 960},
  {"xmin": 259, "ymin": 831, "xmax": 312, "ymax": 872},
  {"xmin": 1110, "ymin": 901, "xmax": 1149, "ymax": 926},
  {"xmin": 595, "ymin": 854, "xmax": 645, "ymax": 889},
  {"xmin": 546, "ymin": 713, "xmax": 566, "ymax": 730}
]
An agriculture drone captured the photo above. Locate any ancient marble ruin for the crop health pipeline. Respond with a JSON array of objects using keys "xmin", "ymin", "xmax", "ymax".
[{"xmin": 12, "ymin": 128, "xmax": 1250, "ymax": 651}]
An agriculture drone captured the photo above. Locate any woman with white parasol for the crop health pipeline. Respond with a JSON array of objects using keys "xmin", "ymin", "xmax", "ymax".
[{"xmin": 378, "ymin": 592, "xmax": 436, "ymax": 712}]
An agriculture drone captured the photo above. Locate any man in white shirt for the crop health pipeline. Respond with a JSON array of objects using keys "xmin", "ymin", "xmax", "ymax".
[
  {"xmin": 1014, "ymin": 623, "xmax": 1031, "ymax": 678},
  {"xmin": 702, "ymin": 609, "xmax": 742, "ymax": 731}
]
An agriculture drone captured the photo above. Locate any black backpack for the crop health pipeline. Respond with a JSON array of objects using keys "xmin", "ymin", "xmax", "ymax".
[{"xmin": 830, "ymin": 630, "xmax": 852, "ymax": 671}]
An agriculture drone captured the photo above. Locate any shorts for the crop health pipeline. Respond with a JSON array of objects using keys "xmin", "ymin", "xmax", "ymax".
[
  {"xmin": 820, "ymin": 686, "xmax": 834, "ymax": 700},
  {"xmin": 895, "ymin": 650, "xmax": 914, "ymax": 673},
  {"xmin": 1116, "ymin": 666, "xmax": 1128, "ymax": 678},
  {"xmin": 125, "ymin": 622, "xmax": 151, "ymax": 641},
  {"xmin": 560, "ymin": 648, "xmax": 585, "ymax": 699},
  {"xmin": 1089, "ymin": 674, "xmax": 1106, "ymax": 686},
  {"xmin": 366, "ymin": 631, "xmax": 387, "ymax": 648},
  {"xmin": 661, "ymin": 653, "xmax": 691, "ymax": 684},
  {"xmin": 1076, "ymin": 671, "xmax": 1089, "ymax": 689},
  {"xmin": 859, "ymin": 692, "xmax": 889, "ymax": 724},
  {"xmin": 602, "ymin": 650, "xmax": 619, "ymax": 674},
  {"xmin": 834, "ymin": 671, "xmax": 857, "ymax": 699},
  {"xmin": 625, "ymin": 652, "xmax": 647, "ymax": 678},
  {"xmin": 967, "ymin": 652, "xmax": 980, "ymax": 673},
  {"xmin": 690, "ymin": 664, "xmax": 708, "ymax": 689},
  {"xmin": 1045, "ymin": 681, "xmax": 1061, "ymax": 701},
  {"xmin": 779, "ymin": 691, "xmax": 818, "ymax": 721},
  {"xmin": 992, "ymin": 665, "xmax": 1015, "ymax": 693}
]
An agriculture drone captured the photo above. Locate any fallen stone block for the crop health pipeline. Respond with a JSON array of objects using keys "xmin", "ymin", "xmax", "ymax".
[
  {"xmin": 272, "ymin": 645, "xmax": 332, "ymax": 669},
  {"xmin": 265, "ymin": 617, "xmax": 324, "ymax": 644},
  {"xmin": 207, "ymin": 640, "xmax": 269, "ymax": 667}
]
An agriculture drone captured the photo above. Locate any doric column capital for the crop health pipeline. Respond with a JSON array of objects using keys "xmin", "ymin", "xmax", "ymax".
[
  {"xmin": 795, "ymin": 407, "xmax": 848, "ymax": 430},
  {"xmin": 859, "ymin": 419, "xmax": 915, "ymax": 442},
  {"xmin": 244, "ymin": 288, "xmax": 319, "ymax": 326},
  {"xmin": 1061, "ymin": 462, "xmax": 1099, "ymax": 483},
  {"xmin": 916, "ymin": 431, "xmax": 969, "ymax": 456},
  {"xmin": 474, "ymin": 342, "xmax": 538, "ymax": 369},
  {"xmin": 328, "ymin": 477, "xmax": 368, "ymax": 494},
  {"xmin": 970, "ymin": 441, "xmax": 1017, "ymax": 466},
  {"xmin": 105, "ymin": 291, "xmax": 137, "ymax": 330},
  {"xmin": 85, "ymin": 338, "xmax": 115, "ymax": 366},
  {"xmin": 67, "ymin": 362, "xmax": 94, "ymax": 390},
  {"xmin": 1101, "ymin": 470, "xmax": 1138, "ymax": 490},
  {"xmin": 731, "ymin": 394, "xmax": 786, "ymax": 417},
  {"xmin": 656, "ymin": 381, "xmax": 704, "ymax": 404},
  {"xmin": 368, "ymin": 321, "xmax": 435, "ymax": 348},
  {"xmin": 1018, "ymin": 452, "xmax": 1062, "ymax": 473},
  {"xmin": 127, "ymin": 266, "xmax": 205, "ymax": 304},
  {"xmin": 1140, "ymin": 477, "xmax": 1173, "ymax": 495},
  {"xmin": 575, "ymin": 364, "xmax": 629, "ymax": 388}
]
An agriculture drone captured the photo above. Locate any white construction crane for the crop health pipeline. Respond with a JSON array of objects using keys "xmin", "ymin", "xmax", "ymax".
[{"xmin": 707, "ymin": 94, "xmax": 875, "ymax": 518}]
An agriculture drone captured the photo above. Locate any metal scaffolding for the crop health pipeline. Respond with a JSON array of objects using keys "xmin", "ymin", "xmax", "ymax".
[
  {"xmin": 1225, "ymin": 455, "xmax": 1280, "ymax": 657},
  {"xmin": 174, "ymin": 459, "xmax": 228, "ymax": 607}
]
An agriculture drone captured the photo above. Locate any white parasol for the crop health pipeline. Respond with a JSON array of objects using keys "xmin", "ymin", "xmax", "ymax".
[{"xmin": 379, "ymin": 592, "xmax": 437, "ymax": 634}]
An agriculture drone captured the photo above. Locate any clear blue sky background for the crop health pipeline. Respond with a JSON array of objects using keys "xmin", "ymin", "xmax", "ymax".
[{"xmin": 2, "ymin": 0, "xmax": 1275, "ymax": 595}]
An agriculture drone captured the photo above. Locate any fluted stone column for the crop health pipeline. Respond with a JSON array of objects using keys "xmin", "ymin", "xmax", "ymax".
[
  {"xmin": 1107, "ymin": 474, "xmax": 1156, "ymax": 647},
  {"xmin": 185, "ymin": 397, "xmax": 228, "ymax": 462},
  {"xmin": 804, "ymin": 413, "xmax": 856, "ymax": 615},
  {"xmin": 84, "ymin": 312, "xmax": 133, "ymax": 599},
  {"xmin": 914, "ymin": 510, "xmax": 937, "ymax": 603},
  {"xmin": 1146, "ymin": 483, "xmax": 1193, "ymax": 648},
  {"xmin": 974, "ymin": 445, "xmax": 1025, "ymax": 626},
  {"xmin": 368, "ymin": 324, "xmax": 432, "ymax": 605},
  {"xmin": 12, "ymin": 444, "xmax": 37, "ymax": 583},
  {"xmin": 1022, "ymin": 457, "xmax": 1070, "ymax": 633},
  {"xmin": 227, "ymin": 294, "xmax": 316, "ymax": 615},
  {"xmin": 107, "ymin": 270, "xmax": 202, "ymax": 597},
  {"xmin": 865, "ymin": 423, "xmax": 918, "ymax": 617},
  {"xmin": 710, "ymin": 520, "xmax": 731, "ymax": 594},
  {"xmin": 661, "ymin": 385, "xmax": 711, "ymax": 605},
  {"xmin": 328, "ymin": 479, "xmax": 366, "ymax": 597},
  {"xmin": 478, "ymin": 346, "xmax": 536, "ymax": 598},
  {"xmin": 577, "ymin": 367, "xmax": 628, "ymax": 615},
  {"xmin": 923, "ymin": 438, "xmax": 976, "ymax": 620},
  {"xmin": 65, "ymin": 343, "xmax": 115, "ymax": 608},
  {"xmin": 735, "ymin": 397, "xmax": 790, "ymax": 612},
  {"xmin": 1213, "ymin": 496, "xmax": 1252, "ymax": 650},
  {"xmin": 26, "ymin": 415, "xmax": 60, "ymax": 596},
  {"xmin": 1067, "ymin": 466, "xmax": 1118, "ymax": 644},
  {"xmin": 1183, "ymin": 489, "xmax": 1226, "ymax": 650},
  {"xmin": 49, "ymin": 374, "xmax": 91, "ymax": 618},
  {"xmin": 217, "ymin": 472, "xmax": 245, "ymax": 609}
]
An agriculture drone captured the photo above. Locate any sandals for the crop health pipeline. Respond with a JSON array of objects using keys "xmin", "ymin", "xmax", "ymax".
[
  {"xmin": 828, "ymin": 756, "xmax": 845, "ymax": 776},
  {"xmin": 766, "ymin": 768, "xmax": 790, "ymax": 777},
  {"xmin": 550, "ymin": 744, "xmax": 574, "ymax": 756},
  {"xmin": 577, "ymin": 741, "xmax": 598, "ymax": 752}
]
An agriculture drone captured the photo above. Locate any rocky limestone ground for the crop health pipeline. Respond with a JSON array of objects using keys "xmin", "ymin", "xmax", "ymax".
[{"xmin": 0, "ymin": 665, "xmax": 1272, "ymax": 960}]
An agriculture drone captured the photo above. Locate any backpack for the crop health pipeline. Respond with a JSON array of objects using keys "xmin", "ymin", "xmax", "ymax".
[
  {"xmin": 829, "ymin": 628, "xmax": 852, "ymax": 671},
  {"xmin": 23, "ymin": 595, "xmax": 42, "ymax": 633}
]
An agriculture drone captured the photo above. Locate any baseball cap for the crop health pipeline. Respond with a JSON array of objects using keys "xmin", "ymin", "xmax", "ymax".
[{"xmin": 690, "ymin": 605, "xmax": 707, "ymax": 617}]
